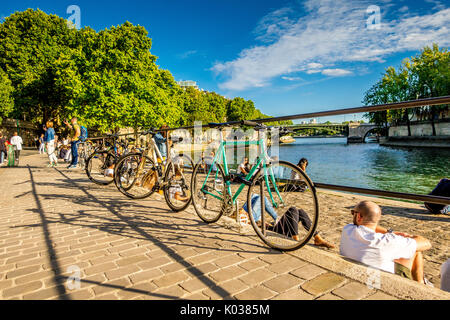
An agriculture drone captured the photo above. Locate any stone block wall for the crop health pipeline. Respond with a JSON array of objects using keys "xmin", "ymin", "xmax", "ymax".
[
  {"xmin": 0, "ymin": 118, "xmax": 39, "ymax": 148},
  {"xmin": 389, "ymin": 121, "xmax": 450, "ymax": 137}
]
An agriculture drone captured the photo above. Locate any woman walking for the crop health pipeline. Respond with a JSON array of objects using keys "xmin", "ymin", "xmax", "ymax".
[
  {"xmin": 38, "ymin": 133, "xmax": 45, "ymax": 154},
  {"xmin": 44, "ymin": 121, "xmax": 58, "ymax": 167}
]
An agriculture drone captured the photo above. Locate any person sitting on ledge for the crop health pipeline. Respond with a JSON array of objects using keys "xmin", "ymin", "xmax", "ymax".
[
  {"xmin": 340, "ymin": 200, "xmax": 432, "ymax": 285},
  {"xmin": 233, "ymin": 194, "xmax": 334, "ymax": 249},
  {"xmin": 238, "ymin": 157, "xmax": 251, "ymax": 177},
  {"xmin": 424, "ymin": 178, "xmax": 450, "ymax": 215}
]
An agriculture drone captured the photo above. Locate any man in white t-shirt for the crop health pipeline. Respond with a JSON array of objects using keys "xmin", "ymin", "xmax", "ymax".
[
  {"xmin": 340, "ymin": 200, "xmax": 432, "ymax": 284},
  {"xmin": 10, "ymin": 132, "xmax": 23, "ymax": 164}
]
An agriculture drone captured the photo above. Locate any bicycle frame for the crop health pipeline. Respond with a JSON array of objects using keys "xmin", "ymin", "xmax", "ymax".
[
  {"xmin": 200, "ymin": 129, "xmax": 284, "ymax": 208},
  {"xmin": 135, "ymin": 135, "xmax": 188, "ymax": 184}
]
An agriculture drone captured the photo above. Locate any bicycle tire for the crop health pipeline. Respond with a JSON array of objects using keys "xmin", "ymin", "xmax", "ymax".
[
  {"xmin": 191, "ymin": 161, "xmax": 227, "ymax": 223},
  {"xmin": 114, "ymin": 153, "xmax": 157, "ymax": 199},
  {"xmin": 246, "ymin": 160, "xmax": 319, "ymax": 251},
  {"xmin": 85, "ymin": 150, "xmax": 116, "ymax": 185},
  {"xmin": 163, "ymin": 154, "xmax": 194, "ymax": 212}
]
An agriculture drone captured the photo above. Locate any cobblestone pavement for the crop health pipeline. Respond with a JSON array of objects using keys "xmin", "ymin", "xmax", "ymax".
[{"xmin": 0, "ymin": 154, "xmax": 448, "ymax": 300}]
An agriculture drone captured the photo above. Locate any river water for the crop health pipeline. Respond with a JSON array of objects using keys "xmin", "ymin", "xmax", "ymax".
[{"xmin": 276, "ymin": 137, "xmax": 450, "ymax": 195}]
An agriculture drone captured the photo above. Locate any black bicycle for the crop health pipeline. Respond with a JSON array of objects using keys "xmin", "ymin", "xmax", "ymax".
[{"xmin": 85, "ymin": 134, "xmax": 132, "ymax": 185}]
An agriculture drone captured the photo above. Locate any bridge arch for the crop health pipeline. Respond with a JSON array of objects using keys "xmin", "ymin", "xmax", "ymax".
[{"xmin": 347, "ymin": 123, "xmax": 380, "ymax": 143}]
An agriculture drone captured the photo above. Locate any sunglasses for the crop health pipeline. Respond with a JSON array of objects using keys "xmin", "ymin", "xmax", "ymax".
[{"xmin": 351, "ymin": 209, "xmax": 359, "ymax": 215}]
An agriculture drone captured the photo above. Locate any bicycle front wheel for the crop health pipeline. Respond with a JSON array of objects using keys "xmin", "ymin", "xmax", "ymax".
[
  {"xmin": 85, "ymin": 150, "xmax": 116, "ymax": 185},
  {"xmin": 191, "ymin": 161, "xmax": 227, "ymax": 223},
  {"xmin": 114, "ymin": 153, "xmax": 157, "ymax": 199},
  {"xmin": 247, "ymin": 160, "xmax": 319, "ymax": 251}
]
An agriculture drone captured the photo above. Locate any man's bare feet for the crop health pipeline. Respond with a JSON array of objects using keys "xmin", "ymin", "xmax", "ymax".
[{"xmin": 313, "ymin": 235, "xmax": 335, "ymax": 249}]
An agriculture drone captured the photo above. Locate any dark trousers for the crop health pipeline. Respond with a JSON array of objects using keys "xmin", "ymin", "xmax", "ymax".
[
  {"xmin": 14, "ymin": 150, "xmax": 20, "ymax": 161},
  {"xmin": 272, "ymin": 207, "xmax": 318, "ymax": 237},
  {"xmin": 70, "ymin": 141, "xmax": 80, "ymax": 166}
]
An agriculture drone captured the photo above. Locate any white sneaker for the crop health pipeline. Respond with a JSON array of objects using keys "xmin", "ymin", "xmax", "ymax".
[{"xmin": 424, "ymin": 278, "xmax": 434, "ymax": 287}]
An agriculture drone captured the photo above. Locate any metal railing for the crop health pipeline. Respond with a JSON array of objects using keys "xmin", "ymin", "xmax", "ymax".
[{"xmin": 88, "ymin": 95, "xmax": 450, "ymax": 206}]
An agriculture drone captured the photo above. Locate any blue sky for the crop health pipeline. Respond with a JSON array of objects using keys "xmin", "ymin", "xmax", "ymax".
[{"xmin": 1, "ymin": 0, "xmax": 449, "ymax": 123}]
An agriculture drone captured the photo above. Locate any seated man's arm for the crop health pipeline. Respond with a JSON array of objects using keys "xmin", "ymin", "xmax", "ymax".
[
  {"xmin": 412, "ymin": 235, "xmax": 432, "ymax": 252},
  {"xmin": 375, "ymin": 225, "xmax": 388, "ymax": 234}
]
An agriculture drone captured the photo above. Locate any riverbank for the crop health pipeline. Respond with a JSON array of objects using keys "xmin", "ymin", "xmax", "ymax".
[
  {"xmin": 380, "ymin": 136, "xmax": 450, "ymax": 148},
  {"xmin": 294, "ymin": 135, "xmax": 346, "ymax": 138}
]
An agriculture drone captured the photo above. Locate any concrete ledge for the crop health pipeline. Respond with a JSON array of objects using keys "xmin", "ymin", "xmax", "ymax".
[
  {"xmin": 288, "ymin": 245, "xmax": 450, "ymax": 300},
  {"xmin": 381, "ymin": 136, "xmax": 450, "ymax": 148}
]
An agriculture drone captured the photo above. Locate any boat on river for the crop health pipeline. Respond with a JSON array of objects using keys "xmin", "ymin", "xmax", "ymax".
[{"xmin": 279, "ymin": 135, "xmax": 296, "ymax": 144}]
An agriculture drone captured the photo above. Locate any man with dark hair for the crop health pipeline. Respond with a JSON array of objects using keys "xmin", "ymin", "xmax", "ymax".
[
  {"xmin": 340, "ymin": 200, "xmax": 432, "ymax": 284},
  {"xmin": 64, "ymin": 117, "xmax": 81, "ymax": 169}
]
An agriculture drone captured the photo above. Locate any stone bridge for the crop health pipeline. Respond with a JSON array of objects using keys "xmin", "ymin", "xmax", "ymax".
[
  {"xmin": 287, "ymin": 123, "xmax": 380, "ymax": 143},
  {"xmin": 347, "ymin": 123, "xmax": 380, "ymax": 143}
]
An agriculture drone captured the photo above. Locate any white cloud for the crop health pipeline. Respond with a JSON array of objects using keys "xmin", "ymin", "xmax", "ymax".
[
  {"xmin": 281, "ymin": 76, "xmax": 304, "ymax": 81},
  {"xmin": 212, "ymin": 0, "xmax": 450, "ymax": 91},
  {"xmin": 321, "ymin": 68, "xmax": 353, "ymax": 76},
  {"xmin": 398, "ymin": 6, "xmax": 409, "ymax": 13},
  {"xmin": 177, "ymin": 50, "xmax": 198, "ymax": 59}
]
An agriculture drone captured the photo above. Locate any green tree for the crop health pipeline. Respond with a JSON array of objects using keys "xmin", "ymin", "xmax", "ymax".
[
  {"xmin": 0, "ymin": 68, "xmax": 14, "ymax": 120},
  {"xmin": 0, "ymin": 9, "xmax": 77, "ymax": 123},
  {"xmin": 226, "ymin": 97, "xmax": 256, "ymax": 121},
  {"xmin": 56, "ymin": 22, "xmax": 183, "ymax": 133},
  {"xmin": 363, "ymin": 44, "xmax": 449, "ymax": 136}
]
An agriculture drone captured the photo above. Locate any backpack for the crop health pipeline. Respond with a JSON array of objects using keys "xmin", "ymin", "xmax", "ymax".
[{"xmin": 79, "ymin": 126, "xmax": 88, "ymax": 141}]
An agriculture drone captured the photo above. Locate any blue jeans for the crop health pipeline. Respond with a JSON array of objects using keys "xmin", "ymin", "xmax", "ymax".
[
  {"xmin": 0, "ymin": 150, "xmax": 6, "ymax": 163},
  {"xmin": 70, "ymin": 141, "xmax": 80, "ymax": 166},
  {"xmin": 243, "ymin": 194, "xmax": 278, "ymax": 222}
]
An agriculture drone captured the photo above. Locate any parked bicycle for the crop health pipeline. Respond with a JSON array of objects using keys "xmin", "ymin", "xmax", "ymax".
[
  {"xmin": 85, "ymin": 134, "xmax": 132, "ymax": 185},
  {"xmin": 191, "ymin": 120, "xmax": 319, "ymax": 251},
  {"xmin": 77, "ymin": 140, "xmax": 96, "ymax": 170},
  {"xmin": 113, "ymin": 129, "xmax": 194, "ymax": 212}
]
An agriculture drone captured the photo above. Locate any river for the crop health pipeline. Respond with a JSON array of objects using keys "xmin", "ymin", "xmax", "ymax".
[{"xmin": 276, "ymin": 137, "xmax": 450, "ymax": 195}]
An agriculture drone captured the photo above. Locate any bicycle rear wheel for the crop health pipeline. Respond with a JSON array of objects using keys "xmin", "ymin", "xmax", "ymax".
[
  {"xmin": 191, "ymin": 161, "xmax": 227, "ymax": 223},
  {"xmin": 85, "ymin": 150, "xmax": 116, "ymax": 185},
  {"xmin": 164, "ymin": 154, "xmax": 194, "ymax": 212},
  {"xmin": 246, "ymin": 160, "xmax": 319, "ymax": 251},
  {"xmin": 114, "ymin": 153, "xmax": 156, "ymax": 199}
]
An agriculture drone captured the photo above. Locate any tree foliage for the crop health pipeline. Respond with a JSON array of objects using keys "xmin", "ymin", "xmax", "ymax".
[
  {"xmin": 0, "ymin": 68, "xmax": 14, "ymax": 119},
  {"xmin": 0, "ymin": 9, "xmax": 284, "ymax": 133},
  {"xmin": 363, "ymin": 44, "xmax": 449, "ymax": 126}
]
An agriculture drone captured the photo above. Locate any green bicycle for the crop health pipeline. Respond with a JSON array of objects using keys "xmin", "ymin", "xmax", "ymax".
[{"xmin": 191, "ymin": 120, "xmax": 319, "ymax": 251}]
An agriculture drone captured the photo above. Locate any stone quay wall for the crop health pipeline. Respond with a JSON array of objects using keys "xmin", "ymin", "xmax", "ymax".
[{"xmin": 0, "ymin": 118, "xmax": 39, "ymax": 148}]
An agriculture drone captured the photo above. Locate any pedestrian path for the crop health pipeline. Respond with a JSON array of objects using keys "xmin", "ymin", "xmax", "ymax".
[{"xmin": 0, "ymin": 154, "xmax": 448, "ymax": 300}]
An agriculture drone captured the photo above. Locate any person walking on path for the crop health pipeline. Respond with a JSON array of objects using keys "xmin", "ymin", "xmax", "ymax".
[
  {"xmin": 340, "ymin": 200, "xmax": 432, "ymax": 285},
  {"xmin": 64, "ymin": 117, "xmax": 81, "ymax": 169},
  {"xmin": 10, "ymin": 132, "xmax": 23, "ymax": 166},
  {"xmin": 44, "ymin": 121, "xmax": 58, "ymax": 167},
  {"xmin": 0, "ymin": 132, "xmax": 7, "ymax": 166},
  {"xmin": 38, "ymin": 133, "xmax": 45, "ymax": 154}
]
